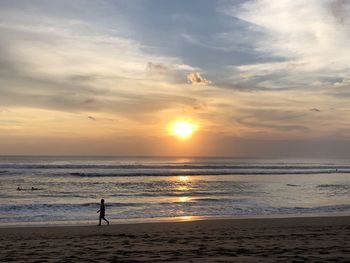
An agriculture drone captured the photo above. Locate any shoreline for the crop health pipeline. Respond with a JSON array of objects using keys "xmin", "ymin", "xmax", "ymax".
[
  {"xmin": 1, "ymin": 214, "xmax": 350, "ymax": 230},
  {"xmin": 1, "ymin": 215, "xmax": 349, "ymax": 262},
  {"xmin": 1, "ymin": 211, "xmax": 350, "ymax": 228}
]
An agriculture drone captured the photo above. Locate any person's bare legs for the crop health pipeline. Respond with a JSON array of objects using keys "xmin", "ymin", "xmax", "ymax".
[
  {"xmin": 102, "ymin": 217, "xmax": 109, "ymax": 225},
  {"xmin": 98, "ymin": 216, "xmax": 109, "ymax": 225}
]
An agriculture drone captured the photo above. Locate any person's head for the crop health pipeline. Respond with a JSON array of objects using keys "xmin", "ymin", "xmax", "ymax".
[{"xmin": 101, "ymin": 199, "xmax": 104, "ymax": 204}]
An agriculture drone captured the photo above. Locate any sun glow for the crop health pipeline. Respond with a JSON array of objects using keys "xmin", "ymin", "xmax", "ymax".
[
  {"xmin": 178, "ymin": 176, "xmax": 190, "ymax": 182},
  {"xmin": 169, "ymin": 120, "xmax": 197, "ymax": 139}
]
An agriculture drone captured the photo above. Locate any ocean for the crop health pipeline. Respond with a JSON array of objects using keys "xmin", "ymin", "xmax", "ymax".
[{"xmin": 0, "ymin": 156, "xmax": 349, "ymax": 225}]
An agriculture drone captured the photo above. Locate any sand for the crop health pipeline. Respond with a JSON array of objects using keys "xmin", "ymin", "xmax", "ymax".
[{"xmin": 0, "ymin": 216, "xmax": 349, "ymax": 262}]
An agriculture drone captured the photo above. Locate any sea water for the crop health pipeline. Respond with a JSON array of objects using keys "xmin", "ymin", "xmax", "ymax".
[{"xmin": 0, "ymin": 156, "xmax": 349, "ymax": 225}]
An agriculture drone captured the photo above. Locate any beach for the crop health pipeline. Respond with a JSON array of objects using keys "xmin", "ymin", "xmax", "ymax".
[
  {"xmin": 1, "ymin": 216, "xmax": 349, "ymax": 262},
  {"xmin": 2, "ymin": 156, "xmax": 350, "ymax": 225},
  {"xmin": 2, "ymin": 0, "xmax": 350, "ymax": 262}
]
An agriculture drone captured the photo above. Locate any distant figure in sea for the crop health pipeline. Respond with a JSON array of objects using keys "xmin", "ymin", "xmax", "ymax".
[
  {"xmin": 16, "ymin": 186, "xmax": 21, "ymax": 191},
  {"xmin": 97, "ymin": 199, "xmax": 109, "ymax": 226}
]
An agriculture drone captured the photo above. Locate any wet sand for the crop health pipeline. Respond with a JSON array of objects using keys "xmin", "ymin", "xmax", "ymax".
[{"xmin": 0, "ymin": 216, "xmax": 349, "ymax": 262}]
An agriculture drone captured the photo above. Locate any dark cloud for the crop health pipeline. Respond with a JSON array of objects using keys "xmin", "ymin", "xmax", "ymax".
[
  {"xmin": 309, "ymin": 108, "xmax": 320, "ymax": 112},
  {"xmin": 0, "ymin": 84, "xmax": 199, "ymax": 120},
  {"xmin": 330, "ymin": 0, "xmax": 350, "ymax": 24},
  {"xmin": 235, "ymin": 109, "xmax": 309, "ymax": 131},
  {"xmin": 325, "ymin": 84, "xmax": 350, "ymax": 98},
  {"xmin": 187, "ymin": 72, "xmax": 211, "ymax": 85},
  {"xmin": 84, "ymin": 98, "xmax": 95, "ymax": 104},
  {"xmin": 69, "ymin": 74, "xmax": 98, "ymax": 82},
  {"xmin": 0, "ymin": 36, "xmax": 198, "ymax": 118},
  {"xmin": 216, "ymin": 82, "xmax": 271, "ymax": 92},
  {"xmin": 192, "ymin": 102, "xmax": 207, "ymax": 111},
  {"xmin": 215, "ymin": 137, "xmax": 350, "ymax": 158},
  {"xmin": 146, "ymin": 62, "xmax": 170, "ymax": 76},
  {"xmin": 146, "ymin": 62, "xmax": 197, "ymax": 84}
]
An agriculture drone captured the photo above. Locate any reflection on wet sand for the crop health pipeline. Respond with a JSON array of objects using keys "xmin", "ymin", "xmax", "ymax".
[{"xmin": 177, "ymin": 215, "xmax": 195, "ymax": 221}]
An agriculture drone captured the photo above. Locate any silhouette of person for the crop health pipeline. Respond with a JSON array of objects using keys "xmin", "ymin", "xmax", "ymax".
[
  {"xmin": 97, "ymin": 199, "xmax": 109, "ymax": 226},
  {"xmin": 17, "ymin": 186, "xmax": 21, "ymax": 191}
]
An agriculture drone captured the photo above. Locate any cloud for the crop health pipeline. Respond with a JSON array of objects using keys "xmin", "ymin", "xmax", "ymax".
[
  {"xmin": 146, "ymin": 62, "xmax": 199, "ymax": 84},
  {"xmin": 330, "ymin": 0, "xmax": 350, "ymax": 24},
  {"xmin": 0, "ymin": 7, "xmax": 204, "ymax": 119},
  {"xmin": 146, "ymin": 62, "xmax": 170, "ymax": 76},
  {"xmin": 84, "ymin": 98, "xmax": 95, "ymax": 104},
  {"xmin": 226, "ymin": 0, "xmax": 350, "ymax": 89},
  {"xmin": 235, "ymin": 109, "xmax": 309, "ymax": 132},
  {"xmin": 187, "ymin": 72, "xmax": 211, "ymax": 85},
  {"xmin": 309, "ymin": 108, "xmax": 321, "ymax": 112},
  {"xmin": 215, "ymin": 82, "xmax": 274, "ymax": 92},
  {"xmin": 2, "ymin": 0, "xmax": 350, "ymax": 155}
]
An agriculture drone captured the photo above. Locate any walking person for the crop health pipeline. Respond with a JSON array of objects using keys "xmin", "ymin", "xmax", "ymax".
[{"xmin": 97, "ymin": 199, "xmax": 109, "ymax": 226}]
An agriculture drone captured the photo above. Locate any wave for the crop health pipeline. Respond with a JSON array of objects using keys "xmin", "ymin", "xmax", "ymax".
[
  {"xmin": 110, "ymin": 191, "xmax": 234, "ymax": 198},
  {"xmin": 0, "ymin": 198, "xmax": 235, "ymax": 212},
  {"xmin": 286, "ymin": 184, "xmax": 301, "ymax": 187},
  {"xmin": 1, "ymin": 163, "xmax": 350, "ymax": 170},
  {"xmin": 3, "ymin": 201, "xmax": 350, "ymax": 213},
  {"xmin": 317, "ymin": 184, "xmax": 350, "ymax": 188},
  {"xmin": 269, "ymin": 204, "xmax": 350, "ymax": 214},
  {"xmin": 61, "ymin": 169, "xmax": 350, "ymax": 177},
  {"xmin": 317, "ymin": 184, "xmax": 350, "ymax": 191},
  {"xmin": 2, "ymin": 161, "xmax": 350, "ymax": 177},
  {"xmin": 0, "ymin": 202, "xmax": 147, "ymax": 212},
  {"xmin": 1, "ymin": 203, "xmax": 350, "ymax": 223}
]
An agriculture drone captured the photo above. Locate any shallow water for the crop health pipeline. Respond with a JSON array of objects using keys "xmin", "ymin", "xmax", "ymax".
[{"xmin": 0, "ymin": 156, "xmax": 349, "ymax": 225}]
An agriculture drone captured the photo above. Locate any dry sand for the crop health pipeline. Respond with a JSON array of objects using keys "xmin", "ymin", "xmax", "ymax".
[{"xmin": 0, "ymin": 216, "xmax": 349, "ymax": 262}]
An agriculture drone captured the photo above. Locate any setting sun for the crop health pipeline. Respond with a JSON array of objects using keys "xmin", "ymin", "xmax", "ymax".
[{"xmin": 169, "ymin": 121, "xmax": 197, "ymax": 140}]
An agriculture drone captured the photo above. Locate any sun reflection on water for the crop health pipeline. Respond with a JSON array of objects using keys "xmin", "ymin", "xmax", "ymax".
[
  {"xmin": 175, "ymin": 176, "xmax": 192, "ymax": 203},
  {"xmin": 178, "ymin": 196, "xmax": 190, "ymax": 202},
  {"xmin": 178, "ymin": 176, "xmax": 190, "ymax": 182},
  {"xmin": 177, "ymin": 185, "xmax": 189, "ymax": 191},
  {"xmin": 176, "ymin": 176, "xmax": 192, "ymax": 191},
  {"xmin": 178, "ymin": 215, "xmax": 194, "ymax": 221}
]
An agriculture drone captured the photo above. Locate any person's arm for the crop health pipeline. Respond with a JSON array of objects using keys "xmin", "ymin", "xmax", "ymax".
[{"xmin": 97, "ymin": 210, "xmax": 100, "ymax": 213}]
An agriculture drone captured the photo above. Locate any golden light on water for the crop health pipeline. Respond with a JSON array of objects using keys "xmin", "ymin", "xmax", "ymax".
[
  {"xmin": 168, "ymin": 120, "xmax": 198, "ymax": 140},
  {"xmin": 177, "ymin": 185, "xmax": 189, "ymax": 191},
  {"xmin": 176, "ymin": 176, "xmax": 191, "ymax": 202},
  {"xmin": 178, "ymin": 196, "xmax": 190, "ymax": 202},
  {"xmin": 178, "ymin": 215, "xmax": 195, "ymax": 221},
  {"xmin": 173, "ymin": 175, "xmax": 192, "ymax": 191},
  {"xmin": 176, "ymin": 176, "xmax": 191, "ymax": 190},
  {"xmin": 178, "ymin": 176, "xmax": 190, "ymax": 182}
]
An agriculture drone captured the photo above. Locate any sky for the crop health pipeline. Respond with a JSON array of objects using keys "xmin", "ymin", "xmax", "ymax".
[{"xmin": 1, "ymin": 0, "xmax": 350, "ymax": 157}]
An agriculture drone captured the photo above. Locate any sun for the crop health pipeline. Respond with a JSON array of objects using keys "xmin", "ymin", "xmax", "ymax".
[
  {"xmin": 173, "ymin": 122, "xmax": 194, "ymax": 139},
  {"xmin": 169, "ymin": 120, "xmax": 197, "ymax": 140}
]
